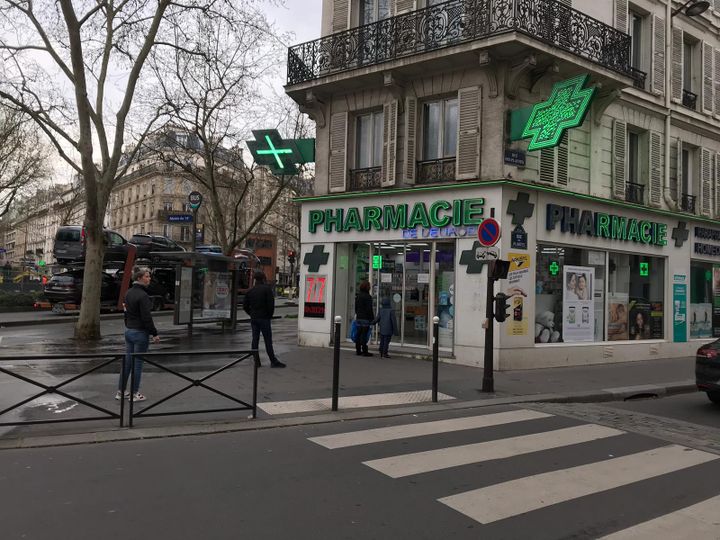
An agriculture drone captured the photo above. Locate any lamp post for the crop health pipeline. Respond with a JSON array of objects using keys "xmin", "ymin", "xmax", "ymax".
[{"xmin": 671, "ymin": 0, "xmax": 709, "ymax": 18}]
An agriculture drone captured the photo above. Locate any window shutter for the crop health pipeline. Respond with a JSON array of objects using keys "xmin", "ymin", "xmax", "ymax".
[
  {"xmin": 538, "ymin": 133, "xmax": 568, "ymax": 185},
  {"xmin": 455, "ymin": 86, "xmax": 481, "ymax": 180},
  {"xmin": 674, "ymin": 137, "xmax": 682, "ymax": 203},
  {"xmin": 701, "ymin": 147, "xmax": 712, "ymax": 216},
  {"xmin": 649, "ymin": 131, "xmax": 662, "ymax": 207},
  {"xmin": 612, "ymin": 119, "xmax": 627, "ymax": 199},
  {"xmin": 614, "ymin": 0, "xmax": 628, "ymax": 33},
  {"xmin": 716, "ymin": 153, "xmax": 720, "ymax": 217},
  {"xmin": 539, "ymin": 147, "xmax": 555, "ymax": 183},
  {"xmin": 703, "ymin": 42, "xmax": 714, "ymax": 114},
  {"xmin": 403, "ymin": 96, "xmax": 418, "ymax": 184},
  {"xmin": 651, "ymin": 16, "xmax": 665, "ymax": 96},
  {"xmin": 332, "ymin": 0, "xmax": 349, "ymax": 32},
  {"xmin": 671, "ymin": 27, "xmax": 683, "ymax": 103},
  {"xmin": 557, "ymin": 133, "xmax": 569, "ymax": 186},
  {"xmin": 329, "ymin": 112, "xmax": 348, "ymax": 192},
  {"xmin": 395, "ymin": 0, "xmax": 416, "ymax": 14},
  {"xmin": 714, "ymin": 49, "xmax": 720, "ymax": 116},
  {"xmin": 382, "ymin": 100, "xmax": 398, "ymax": 187}
]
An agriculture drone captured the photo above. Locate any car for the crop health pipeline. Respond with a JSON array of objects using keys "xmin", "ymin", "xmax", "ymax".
[
  {"xmin": 43, "ymin": 269, "xmax": 119, "ymax": 305},
  {"xmin": 696, "ymin": 340, "xmax": 720, "ymax": 405},
  {"xmin": 114, "ymin": 267, "xmax": 175, "ymax": 310},
  {"xmin": 196, "ymin": 245, "xmax": 223, "ymax": 254},
  {"xmin": 54, "ymin": 226, "xmax": 131, "ymax": 264},
  {"xmin": 129, "ymin": 234, "xmax": 185, "ymax": 261}
]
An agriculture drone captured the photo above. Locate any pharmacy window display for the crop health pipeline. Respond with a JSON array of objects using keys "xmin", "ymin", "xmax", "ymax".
[{"xmin": 689, "ymin": 262, "xmax": 720, "ymax": 338}]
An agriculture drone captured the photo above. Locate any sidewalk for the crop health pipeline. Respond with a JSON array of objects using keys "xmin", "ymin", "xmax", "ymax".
[{"xmin": 0, "ymin": 315, "xmax": 698, "ymax": 448}]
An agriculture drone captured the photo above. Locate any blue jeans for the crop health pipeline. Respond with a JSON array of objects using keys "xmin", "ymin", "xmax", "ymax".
[
  {"xmin": 120, "ymin": 328, "xmax": 149, "ymax": 394},
  {"xmin": 251, "ymin": 319, "xmax": 278, "ymax": 364},
  {"xmin": 379, "ymin": 334, "xmax": 392, "ymax": 356}
]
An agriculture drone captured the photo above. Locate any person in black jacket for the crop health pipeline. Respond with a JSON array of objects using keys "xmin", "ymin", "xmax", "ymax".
[
  {"xmin": 354, "ymin": 280, "xmax": 374, "ymax": 356},
  {"xmin": 244, "ymin": 271, "xmax": 286, "ymax": 368},
  {"xmin": 117, "ymin": 267, "xmax": 159, "ymax": 402}
]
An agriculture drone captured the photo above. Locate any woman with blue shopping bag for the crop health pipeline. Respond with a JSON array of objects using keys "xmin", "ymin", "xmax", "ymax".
[{"xmin": 354, "ymin": 280, "xmax": 374, "ymax": 356}]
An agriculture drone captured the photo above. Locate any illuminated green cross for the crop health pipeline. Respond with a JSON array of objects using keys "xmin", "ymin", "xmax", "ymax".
[
  {"xmin": 639, "ymin": 262, "xmax": 649, "ymax": 276},
  {"xmin": 521, "ymin": 74, "xmax": 596, "ymax": 151},
  {"xmin": 549, "ymin": 261, "xmax": 560, "ymax": 276},
  {"xmin": 256, "ymin": 135, "xmax": 293, "ymax": 170}
]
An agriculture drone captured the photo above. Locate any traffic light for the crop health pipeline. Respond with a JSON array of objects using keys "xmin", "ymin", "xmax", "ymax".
[
  {"xmin": 288, "ymin": 250, "xmax": 296, "ymax": 264},
  {"xmin": 494, "ymin": 292, "xmax": 511, "ymax": 323},
  {"xmin": 488, "ymin": 259, "xmax": 510, "ymax": 280}
]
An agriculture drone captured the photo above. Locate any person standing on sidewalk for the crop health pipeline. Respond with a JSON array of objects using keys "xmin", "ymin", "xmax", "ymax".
[
  {"xmin": 117, "ymin": 267, "xmax": 159, "ymax": 402},
  {"xmin": 244, "ymin": 271, "xmax": 286, "ymax": 368},
  {"xmin": 354, "ymin": 281, "xmax": 374, "ymax": 357},
  {"xmin": 372, "ymin": 297, "xmax": 398, "ymax": 358}
]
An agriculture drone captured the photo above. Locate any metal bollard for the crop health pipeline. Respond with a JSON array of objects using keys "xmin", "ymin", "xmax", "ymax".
[
  {"xmin": 332, "ymin": 316, "xmax": 342, "ymax": 411},
  {"xmin": 432, "ymin": 316, "xmax": 439, "ymax": 402}
]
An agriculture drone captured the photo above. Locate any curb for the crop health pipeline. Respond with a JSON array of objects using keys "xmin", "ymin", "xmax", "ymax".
[{"xmin": 0, "ymin": 381, "xmax": 698, "ymax": 450}]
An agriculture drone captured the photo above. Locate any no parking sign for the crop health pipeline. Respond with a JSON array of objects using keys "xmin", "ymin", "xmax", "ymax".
[{"xmin": 477, "ymin": 218, "xmax": 501, "ymax": 247}]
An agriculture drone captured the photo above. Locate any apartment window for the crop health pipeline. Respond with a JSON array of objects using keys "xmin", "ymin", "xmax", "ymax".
[
  {"xmin": 163, "ymin": 201, "xmax": 173, "ymax": 211},
  {"xmin": 163, "ymin": 177, "xmax": 173, "ymax": 195},
  {"xmin": 629, "ymin": 11, "xmax": 643, "ymax": 70},
  {"xmin": 680, "ymin": 145, "xmax": 698, "ymax": 213},
  {"xmin": 356, "ymin": 111, "xmax": 383, "ymax": 169},
  {"xmin": 422, "ymin": 98, "xmax": 458, "ymax": 160},
  {"xmin": 683, "ymin": 41, "xmax": 693, "ymax": 92},
  {"xmin": 163, "ymin": 224, "xmax": 170, "ymax": 238},
  {"xmin": 140, "ymin": 225, "xmax": 145, "ymax": 234},
  {"xmin": 180, "ymin": 226, "xmax": 190, "ymax": 242},
  {"xmin": 151, "ymin": 183, "xmax": 156, "ymax": 195},
  {"xmin": 184, "ymin": 202, "xmax": 193, "ymax": 212},
  {"xmin": 360, "ymin": 0, "xmax": 390, "ymax": 25}
]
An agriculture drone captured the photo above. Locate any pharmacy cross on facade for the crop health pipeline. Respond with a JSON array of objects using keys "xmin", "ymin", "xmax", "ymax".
[{"xmin": 303, "ymin": 245, "xmax": 330, "ymax": 273}]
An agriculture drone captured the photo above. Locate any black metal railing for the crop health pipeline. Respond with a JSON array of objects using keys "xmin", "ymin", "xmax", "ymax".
[
  {"xmin": 630, "ymin": 67, "xmax": 647, "ymax": 90},
  {"xmin": 288, "ymin": 0, "xmax": 634, "ymax": 86},
  {"xmin": 0, "ymin": 349, "xmax": 258, "ymax": 429},
  {"xmin": 625, "ymin": 181, "xmax": 645, "ymax": 204},
  {"xmin": 680, "ymin": 193, "xmax": 696, "ymax": 213},
  {"xmin": 417, "ymin": 157, "xmax": 456, "ymax": 184},
  {"xmin": 349, "ymin": 167, "xmax": 382, "ymax": 191},
  {"xmin": 682, "ymin": 89, "xmax": 697, "ymax": 110}
]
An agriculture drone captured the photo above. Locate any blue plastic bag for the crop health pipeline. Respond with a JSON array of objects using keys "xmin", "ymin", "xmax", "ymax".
[{"xmin": 350, "ymin": 320, "xmax": 372, "ymax": 344}]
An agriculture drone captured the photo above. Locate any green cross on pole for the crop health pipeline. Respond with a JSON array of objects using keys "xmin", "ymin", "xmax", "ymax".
[
  {"xmin": 246, "ymin": 129, "xmax": 315, "ymax": 176},
  {"xmin": 256, "ymin": 135, "xmax": 294, "ymax": 170}
]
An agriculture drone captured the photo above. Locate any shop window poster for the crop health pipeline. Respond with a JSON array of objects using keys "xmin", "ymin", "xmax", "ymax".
[
  {"xmin": 201, "ymin": 271, "xmax": 231, "ymax": 319},
  {"xmin": 506, "ymin": 253, "xmax": 531, "ymax": 337},
  {"xmin": 628, "ymin": 299, "xmax": 654, "ymax": 340},
  {"xmin": 562, "ymin": 266, "xmax": 595, "ymax": 342},
  {"xmin": 607, "ymin": 293, "xmax": 629, "ymax": 341},
  {"xmin": 690, "ymin": 303, "xmax": 712, "ymax": 338}
]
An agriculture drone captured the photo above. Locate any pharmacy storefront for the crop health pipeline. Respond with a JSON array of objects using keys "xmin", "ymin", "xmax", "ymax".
[{"xmin": 297, "ymin": 183, "xmax": 715, "ymax": 369}]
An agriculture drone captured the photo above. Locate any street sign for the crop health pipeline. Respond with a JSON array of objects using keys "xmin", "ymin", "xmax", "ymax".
[
  {"xmin": 188, "ymin": 191, "xmax": 203, "ymax": 210},
  {"xmin": 475, "ymin": 246, "xmax": 499, "ymax": 261},
  {"xmin": 510, "ymin": 225, "xmax": 527, "ymax": 249},
  {"xmin": 477, "ymin": 218, "xmax": 501, "ymax": 247},
  {"xmin": 168, "ymin": 214, "xmax": 193, "ymax": 223}
]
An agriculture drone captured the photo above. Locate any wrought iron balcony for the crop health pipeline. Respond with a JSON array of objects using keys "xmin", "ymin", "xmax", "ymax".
[
  {"xmin": 630, "ymin": 68, "xmax": 646, "ymax": 90},
  {"xmin": 682, "ymin": 89, "xmax": 697, "ymax": 110},
  {"xmin": 287, "ymin": 0, "xmax": 634, "ymax": 86},
  {"xmin": 348, "ymin": 167, "xmax": 381, "ymax": 191},
  {"xmin": 625, "ymin": 181, "xmax": 645, "ymax": 204},
  {"xmin": 680, "ymin": 193, "xmax": 696, "ymax": 214},
  {"xmin": 416, "ymin": 158, "xmax": 456, "ymax": 184}
]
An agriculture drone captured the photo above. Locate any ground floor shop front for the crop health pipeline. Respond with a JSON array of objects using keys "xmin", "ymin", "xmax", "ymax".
[{"xmin": 297, "ymin": 182, "xmax": 719, "ymax": 369}]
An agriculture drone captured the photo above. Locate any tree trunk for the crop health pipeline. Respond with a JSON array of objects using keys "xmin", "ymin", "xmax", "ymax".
[{"xmin": 74, "ymin": 210, "xmax": 105, "ymax": 340}]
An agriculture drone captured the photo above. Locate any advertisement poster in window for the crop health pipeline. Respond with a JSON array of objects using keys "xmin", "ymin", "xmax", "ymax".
[
  {"xmin": 690, "ymin": 303, "xmax": 712, "ymax": 338},
  {"xmin": 202, "ymin": 271, "xmax": 231, "ymax": 319},
  {"xmin": 673, "ymin": 283, "xmax": 687, "ymax": 342},
  {"xmin": 506, "ymin": 253, "xmax": 531, "ymax": 336},
  {"xmin": 607, "ymin": 293, "xmax": 629, "ymax": 341},
  {"xmin": 562, "ymin": 266, "xmax": 594, "ymax": 342},
  {"xmin": 628, "ymin": 299, "xmax": 652, "ymax": 340},
  {"xmin": 713, "ymin": 266, "xmax": 720, "ymax": 337}
]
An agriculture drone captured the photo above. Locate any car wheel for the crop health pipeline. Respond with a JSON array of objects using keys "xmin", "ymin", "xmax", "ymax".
[{"xmin": 707, "ymin": 391, "xmax": 720, "ymax": 405}]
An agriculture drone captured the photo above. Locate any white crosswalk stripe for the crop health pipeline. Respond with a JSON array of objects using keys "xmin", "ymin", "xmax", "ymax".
[{"xmin": 307, "ymin": 407, "xmax": 720, "ymax": 534}]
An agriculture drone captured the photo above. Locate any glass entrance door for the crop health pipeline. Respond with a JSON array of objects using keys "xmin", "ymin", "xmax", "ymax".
[
  {"xmin": 434, "ymin": 242, "xmax": 455, "ymax": 349},
  {"xmin": 403, "ymin": 244, "xmax": 431, "ymax": 346}
]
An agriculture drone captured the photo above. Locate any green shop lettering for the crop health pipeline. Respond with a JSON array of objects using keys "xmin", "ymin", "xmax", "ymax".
[
  {"xmin": 308, "ymin": 199, "xmax": 484, "ymax": 233},
  {"xmin": 546, "ymin": 204, "xmax": 667, "ymax": 246}
]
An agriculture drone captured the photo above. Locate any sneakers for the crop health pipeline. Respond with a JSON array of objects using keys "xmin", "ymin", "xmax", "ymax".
[
  {"xmin": 131, "ymin": 392, "xmax": 146, "ymax": 402},
  {"xmin": 115, "ymin": 390, "xmax": 130, "ymax": 400},
  {"xmin": 270, "ymin": 360, "xmax": 286, "ymax": 368}
]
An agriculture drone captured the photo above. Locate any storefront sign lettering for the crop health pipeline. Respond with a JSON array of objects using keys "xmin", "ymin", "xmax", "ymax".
[
  {"xmin": 402, "ymin": 225, "xmax": 477, "ymax": 239},
  {"xmin": 308, "ymin": 198, "xmax": 484, "ymax": 233},
  {"xmin": 694, "ymin": 226, "xmax": 720, "ymax": 256},
  {"xmin": 546, "ymin": 204, "xmax": 667, "ymax": 246}
]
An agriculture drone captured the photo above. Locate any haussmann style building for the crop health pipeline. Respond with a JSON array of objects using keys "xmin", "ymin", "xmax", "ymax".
[{"xmin": 285, "ymin": 0, "xmax": 720, "ymax": 369}]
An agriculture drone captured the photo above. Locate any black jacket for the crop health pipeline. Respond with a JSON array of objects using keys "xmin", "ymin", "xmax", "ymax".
[
  {"xmin": 124, "ymin": 283, "xmax": 158, "ymax": 336},
  {"xmin": 243, "ymin": 283, "xmax": 275, "ymax": 319},
  {"xmin": 355, "ymin": 290, "xmax": 374, "ymax": 321}
]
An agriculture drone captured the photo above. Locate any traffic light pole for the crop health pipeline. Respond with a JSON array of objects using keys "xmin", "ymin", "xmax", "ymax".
[{"xmin": 482, "ymin": 274, "xmax": 496, "ymax": 393}]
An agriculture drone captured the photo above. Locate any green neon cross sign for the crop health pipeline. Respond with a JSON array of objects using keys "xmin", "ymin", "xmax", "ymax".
[
  {"xmin": 518, "ymin": 74, "xmax": 597, "ymax": 151},
  {"xmin": 640, "ymin": 262, "xmax": 649, "ymax": 276},
  {"xmin": 256, "ymin": 135, "xmax": 293, "ymax": 170},
  {"xmin": 549, "ymin": 261, "xmax": 559, "ymax": 276}
]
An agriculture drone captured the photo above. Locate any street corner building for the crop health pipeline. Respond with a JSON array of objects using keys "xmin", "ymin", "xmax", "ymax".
[{"xmin": 285, "ymin": 0, "xmax": 720, "ymax": 369}]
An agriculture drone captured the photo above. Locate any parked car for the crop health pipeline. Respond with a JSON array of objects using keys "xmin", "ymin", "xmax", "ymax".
[
  {"xmin": 43, "ymin": 269, "xmax": 119, "ymax": 305},
  {"xmin": 54, "ymin": 226, "xmax": 131, "ymax": 264},
  {"xmin": 196, "ymin": 244, "xmax": 223, "ymax": 254},
  {"xmin": 129, "ymin": 234, "xmax": 185, "ymax": 261},
  {"xmin": 696, "ymin": 340, "xmax": 720, "ymax": 405}
]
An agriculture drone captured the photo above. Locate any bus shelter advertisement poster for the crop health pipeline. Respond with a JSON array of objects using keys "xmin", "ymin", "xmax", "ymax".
[
  {"xmin": 562, "ymin": 266, "xmax": 594, "ymax": 342},
  {"xmin": 202, "ymin": 271, "xmax": 231, "ymax": 319}
]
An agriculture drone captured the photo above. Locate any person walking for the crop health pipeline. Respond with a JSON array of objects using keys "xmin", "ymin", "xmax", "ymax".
[
  {"xmin": 354, "ymin": 280, "xmax": 374, "ymax": 357},
  {"xmin": 244, "ymin": 271, "xmax": 286, "ymax": 368},
  {"xmin": 372, "ymin": 297, "xmax": 398, "ymax": 358},
  {"xmin": 117, "ymin": 267, "xmax": 159, "ymax": 402}
]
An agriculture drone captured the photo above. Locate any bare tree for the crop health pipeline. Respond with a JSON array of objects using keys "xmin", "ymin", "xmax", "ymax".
[
  {"xmin": 0, "ymin": 0, "xmax": 239, "ymax": 339},
  {"xmin": 0, "ymin": 106, "xmax": 49, "ymax": 218},
  {"xmin": 142, "ymin": 7, "xmax": 296, "ymax": 255}
]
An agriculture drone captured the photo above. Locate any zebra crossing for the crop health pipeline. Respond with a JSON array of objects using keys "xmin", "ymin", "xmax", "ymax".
[{"xmin": 307, "ymin": 407, "xmax": 720, "ymax": 538}]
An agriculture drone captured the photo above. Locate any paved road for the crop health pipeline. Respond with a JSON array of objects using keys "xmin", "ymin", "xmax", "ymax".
[
  {"xmin": 2, "ymin": 403, "xmax": 719, "ymax": 540},
  {"xmin": 603, "ymin": 391, "xmax": 720, "ymax": 430}
]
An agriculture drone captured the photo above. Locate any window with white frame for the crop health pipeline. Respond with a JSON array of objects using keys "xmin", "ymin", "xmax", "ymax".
[
  {"xmin": 422, "ymin": 97, "xmax": 458, "ymax": 161},
  {"xmin": 360, "ymin": 0, "xmax": 389, "ymax": 25},
  {"xmin": 355, "ymin": 111, "xmax": 383, "ymax": 169}
]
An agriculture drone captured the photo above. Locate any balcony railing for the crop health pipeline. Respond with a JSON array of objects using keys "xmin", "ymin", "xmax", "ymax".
[
  {"xmin": 288, "ymin": 0, "xmax": 635, "ymax": 86},
  {"xmin": 625, "ymin": 181, "xmax": 645, "ymax": 204},
  {"xmin": 416, "ymin": 158, "xmax": 456, "ymax": 184},
  {"xmin": 630, "ymin": 67, "xmax": 646, "ymax": 90},
  {"xmin": 348, "ymin": 167, "xmax": 381, "ymax": 191},
  {"xmin": 682, "ymin": 89, "xmax": 697, "ymax": 110},
  {"xmin": 680, "ymin": 193, "xmax": 696, "ymax": 214}
]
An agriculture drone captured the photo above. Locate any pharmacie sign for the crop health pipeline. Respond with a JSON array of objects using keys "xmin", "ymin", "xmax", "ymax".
[
  {"xmin": 546, "ymin": 204, "xmax": 667, "ymax": 246},
  {"xmin": 308, "ymin": 198, "xmax": 484, "ymax": 236}
]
